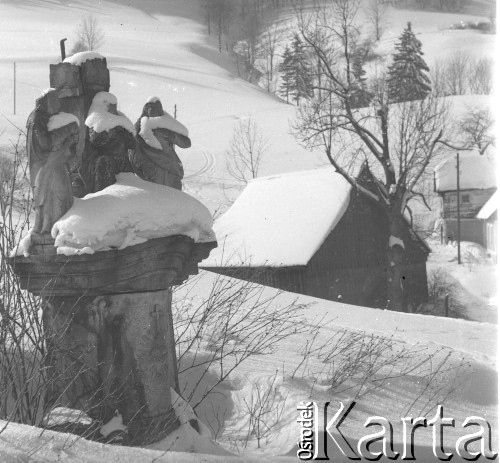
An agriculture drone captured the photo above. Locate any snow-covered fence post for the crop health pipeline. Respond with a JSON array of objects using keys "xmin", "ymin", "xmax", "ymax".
[{"xmin": 8, "ymin": 52, "xmax": 217, "ymax": 446}]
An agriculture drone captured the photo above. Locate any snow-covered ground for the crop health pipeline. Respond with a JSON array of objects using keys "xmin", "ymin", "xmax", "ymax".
[{"xmin": 0, "ymin": 0, "xmax": 496, "ymax": 461}]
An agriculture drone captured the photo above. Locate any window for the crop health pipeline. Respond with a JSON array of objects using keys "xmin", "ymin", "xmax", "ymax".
[{"xmin": 461, "ymin": 194, "xmax": 470, "ymax": 203}]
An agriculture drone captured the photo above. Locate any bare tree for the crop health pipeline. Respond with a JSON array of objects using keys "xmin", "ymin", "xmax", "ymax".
[
  {"xmin": 468, "ymin": 57, "xmax": 493, "ymax": 95},
  {"xmin": 292, "ymin": 0, "xmax": 449, "ymax": 311},
  {"xmin": 367, "ymin": 0, "xmax": 389, "ymax": 41},
  {"xmin": 73, "ymin": 15, "xmax": 105, "ymax": 53},
  {"xmin": 444, "ymin": 50, "xmax": 470, "ymax": 95},
  {"xmin": 233, "ymin": 12, "xmax": 265, "ymax": 82},
  {"xmin": 454, "ymin": 107, "xmax": 495, "ymax": 155},
  {"xmin": 225, "ymin": 116, "xmax": 268, "ymax": 184},
  {"xmin": 260, "ymin": 23, "xmax": 285, "ymax": 93},
  {"xmin": 429, "ymin": 60, "xmax": 447, "ymax": 97}
]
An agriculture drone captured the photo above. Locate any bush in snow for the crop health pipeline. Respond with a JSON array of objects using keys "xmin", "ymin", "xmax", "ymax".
[
  {"xmin": 71, "ymin": 15, "xmax": 105, "ymax": 54},
  {"xmin": 225, "ymin": 116, "xmax": 268, "ymax": 184},
  {"xmin": 173, "ymin": 269, "xmax": 309, "ymax": 441},
  {"xmin": 0, "ymin": 136, "xmax": 48, "ymax": 426}
]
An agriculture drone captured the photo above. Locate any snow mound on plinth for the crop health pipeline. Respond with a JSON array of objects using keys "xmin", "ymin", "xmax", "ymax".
[{"xmin": 52, "ymin": 173, "xmax": 215, "ymax": 255}]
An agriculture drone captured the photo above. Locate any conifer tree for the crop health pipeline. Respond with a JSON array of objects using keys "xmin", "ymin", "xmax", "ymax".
[
  {"xmin": 387, "ymin": 22, "xmax": 431, "ymax": 103},
  {"xmin": 290, "ymin": 34, "xmax": 313, "ymax": 105},
  {"xmin": 279, "ymin": 44, "xmax": 295, "ymax": 104},
  {"xmin": 349, "ymin": 49, "xmax": 372, "ymax": 109}
]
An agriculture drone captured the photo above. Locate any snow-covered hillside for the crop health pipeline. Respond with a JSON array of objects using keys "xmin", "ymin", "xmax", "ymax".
[{"xmin": 0, "ymin": 0, "xmax": 496, "ymax": 461}]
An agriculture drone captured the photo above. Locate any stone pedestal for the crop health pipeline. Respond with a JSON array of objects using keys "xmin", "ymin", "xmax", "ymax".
[{"xmin": 9, "ymin": 235, "xmax": 216, "ymax": 445}]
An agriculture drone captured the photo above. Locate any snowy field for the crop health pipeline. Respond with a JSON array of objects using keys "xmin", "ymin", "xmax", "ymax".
[{"xmin": 0, "ymin": 0, "xmax": 497, "ymax": 461}]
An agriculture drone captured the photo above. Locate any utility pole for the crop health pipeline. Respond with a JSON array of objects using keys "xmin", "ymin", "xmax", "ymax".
[
  {"xmin": 13, "ymin": 62, "xmax": 16, "ymax": 115},
  {"xmin": 456, "ymin": 152, "xmax": 461, "ymax": 265}
]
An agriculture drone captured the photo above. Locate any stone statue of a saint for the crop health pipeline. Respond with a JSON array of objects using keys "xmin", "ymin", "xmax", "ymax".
[
  {"xmin": 84, "ymin": 92, "xmax": 135, "ymax": 193},
  {"xmin": 130, "ymin": 97, "xmax": 191, "ymax": 190},
  {"xmin": 27, "ymin": 90, "xmax": 79, "ymax": 235}
]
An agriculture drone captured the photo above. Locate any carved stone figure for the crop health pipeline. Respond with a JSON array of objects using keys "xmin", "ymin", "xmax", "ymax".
[
  {"xmin": 83, "ymin": 92, "xmax": 135, "ymax": 193},
  {"xmin": 131, "ymin": 97, "xmax": 191, "ymax": 190},
  {"xmin": 27, "ymin": 90, "xmax": 79, "ymax": 235}
]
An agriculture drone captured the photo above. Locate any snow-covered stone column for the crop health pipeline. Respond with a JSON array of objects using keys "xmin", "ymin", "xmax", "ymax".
[
  {"xmin": 10, "ymin": 176, "xmax": 217, "ymax": 445},
  {"xmin": 11, "ymin": 52, "xmax": 216, "ymax": 445}
]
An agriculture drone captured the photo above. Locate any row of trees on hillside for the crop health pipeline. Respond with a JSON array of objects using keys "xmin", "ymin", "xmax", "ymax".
[
  {"xmin": 200, "ymin": 0, "xmax": 391, "ymax": 90},
  {"xmin": 277, "ymin": 20, "xmax": 431, "ymax": 108},
  {"xmin": 388, "ymin": 0, "xmax": 465, "ymax": 11},
  {"xmin": 200, "ymin": 0, "xmax": 297, "ymax": 84}
]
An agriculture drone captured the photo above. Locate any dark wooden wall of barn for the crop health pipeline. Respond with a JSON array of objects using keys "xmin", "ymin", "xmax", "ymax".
[
  {"xmin": 305, "ymin": 189, "xmax": 387, "ymax": 306},
  {"xmin": 207, "ymin": 266, "xmax": 308, "ymax": 296},
  {"xmin": 206, "ymin": 189, "xmax": 429, "ymax": 310},
  {"xmin": 306, "ymin": 189, "xmax": 429, "ymax": 308}
]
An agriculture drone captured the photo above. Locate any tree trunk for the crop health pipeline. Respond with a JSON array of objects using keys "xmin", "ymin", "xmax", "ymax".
[{"xmin": 386, "ymin": 208, "xmax": 406, "ymax": 312}]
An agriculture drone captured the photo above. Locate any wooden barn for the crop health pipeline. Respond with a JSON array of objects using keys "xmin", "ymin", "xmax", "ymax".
[
  {"xmin": 202, "ymin": 167, "xmax": 430, "ymax": 309},
  {"xmin": 434, "ymin": 150, "xmax": 496, "ymax": 245}
]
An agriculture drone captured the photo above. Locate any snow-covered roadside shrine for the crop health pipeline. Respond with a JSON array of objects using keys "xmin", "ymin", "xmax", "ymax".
[{"xmin": 8, "ymin": 50, "xmax": 218, "ymax": 447}]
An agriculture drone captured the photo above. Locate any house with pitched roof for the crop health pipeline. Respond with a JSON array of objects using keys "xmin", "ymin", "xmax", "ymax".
[
  {"xmin": 202, "ymin": 166, "xmax": 429, "ymax": 309},
  {"xmin": 434, "ymin": 150, "xmax": 496, "ymax": 245}
]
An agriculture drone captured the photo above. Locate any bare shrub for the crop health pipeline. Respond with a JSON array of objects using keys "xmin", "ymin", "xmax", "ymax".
[
  {"xmin": 426, "ymin": 268, "xmax": 448, "ymax": 301},
  {"xmin": 430, "ymin": 60, "xmax": 448, "ymax": 97},
  {"xmin": 367, "ymin": 0, "xmax": 389, "ymax": 41},
  {"xmin": 73, "ymin": 15, "xmax": 105, "ymax": 53},
  {"xmin": 417, "ymin": 268, "xmax": 469, "ymax": 319},
  {"xmin": 173, "ymin": 270, "xmax": 308, "ymax": 412},
  {"xmin": 468, "ymin": 57, "xmax": 493, "ymax": 95},
  {"xmin": 0, "ymin": 137, "xmax": 45, "ymax": 426},
  {"xmin": 291, "ymin": 323, "xmax": 467, "ymax": 416},
  {"xmin": 444, "ymin": 50, "xmax": 470, "ymax": 95},
  {"xmin": 225, "ymin": 116, "xmax": 268, "ymax": 184},
  {"xmin": 70, "ymin": 40, "xmax": 88, "ymax": 55},
  {"xmin": 439, "ymin": 52, "xmax": 492, "ymax": 96},
  {"xmin": 242, "ymin": 371, "xmax": 288, "ymax": 449}
]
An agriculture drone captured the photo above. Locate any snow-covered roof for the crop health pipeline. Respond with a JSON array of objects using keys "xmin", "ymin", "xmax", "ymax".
[
  {"xmin": 47, "ymin": 112, "xmax": 79, "ymax": 131},
  {"xmin": 434, "ymin": 150, "xmax": 496, "ymax": 192},
  {"xmin": 51, "ymin": 173, "xmax": 215, "ymax": 256},
  {"xmin": 202, "ymin": 167, "xmax": 352, "ymax": 268},
  {"xmin": 477, "ymin": 191, "xmax": 498, "ymax": 219},
  {"xmin": 63, "ymin": 51, "xmax": 105, "ymax": 65}
]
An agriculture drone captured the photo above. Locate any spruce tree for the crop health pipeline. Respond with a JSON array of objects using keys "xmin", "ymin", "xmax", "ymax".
[
  {"xmin": 279, "ymin": 45, "xmax": 295, "ymax": 104},
  {"xmin": 387, "ymin": 22, "xmax": 431, "ymax": 103},
  {"xmin": 290, "ymin": 34, "xmax": 313, "ymax": 105},
  {"xmin": 349, "ymin": 49, "xmax": 372, "ymax": 109}
]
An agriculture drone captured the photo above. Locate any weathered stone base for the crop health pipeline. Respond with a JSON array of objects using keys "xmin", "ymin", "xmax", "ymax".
[{"xmin": 43, "ymin": 289, "xmax": 179, "ymax": 445}]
